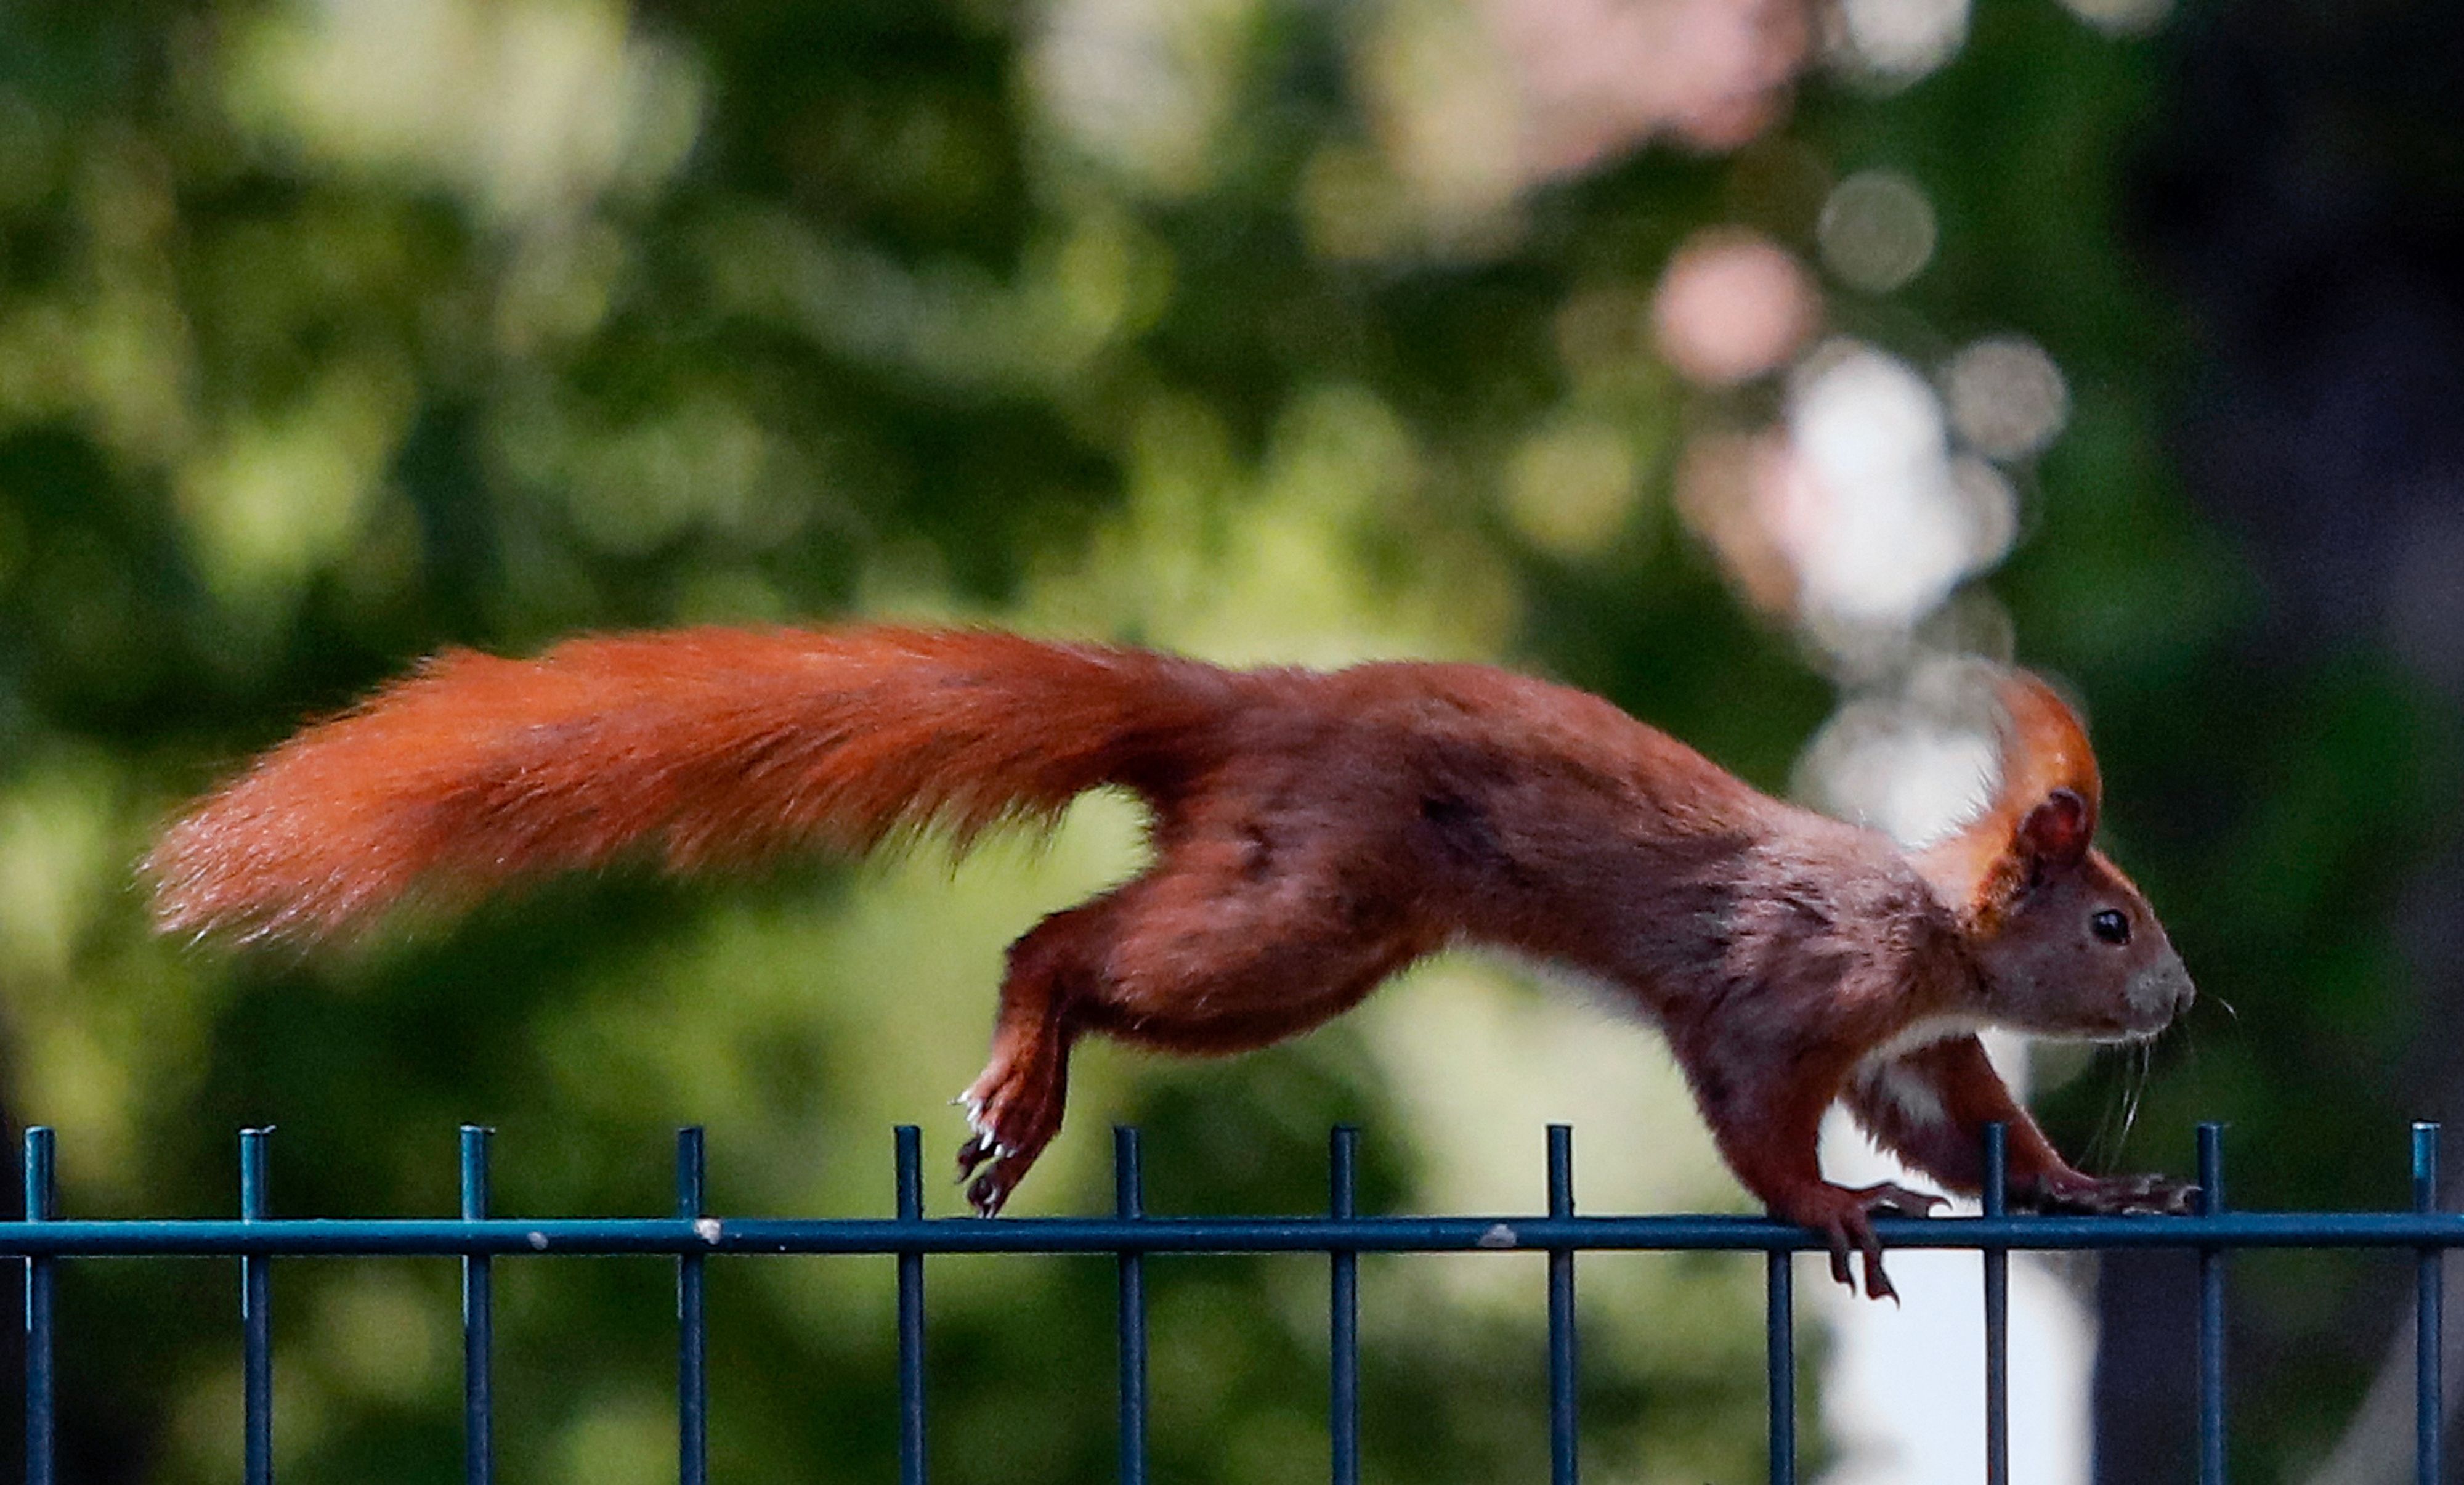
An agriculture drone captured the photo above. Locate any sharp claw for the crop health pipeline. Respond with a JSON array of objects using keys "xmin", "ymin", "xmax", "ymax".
[
  {"xmin": 966, "ymin": 1171, "xmax": 1011, "ymax": 1218},
  {"xmin": 1863, "ymin": 1258, "xmax": 1899, "ymax": 1304},
  {"xmin": 1859, "ymin": 1182, "xmax": 1945, "ymax": 1219},
  {"xmin": 1856, "ymin": 1225, "xmax": 1897, "ymax": 1303}
]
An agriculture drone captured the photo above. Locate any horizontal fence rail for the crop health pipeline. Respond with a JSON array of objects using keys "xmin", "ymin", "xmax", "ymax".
[
  {"xmin": 9, "ymin": 1120, "xmax": 2457, "ymax": 1485},
  {"xmin": 30, "ymin": 1210, "xmax": 2464, "ymax": 1256}
]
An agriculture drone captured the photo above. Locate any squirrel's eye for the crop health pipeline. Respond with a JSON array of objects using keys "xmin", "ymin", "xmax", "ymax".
[{"xmin": 2090, "ymin": 909, "xmax": 2131, "ymax": 945}]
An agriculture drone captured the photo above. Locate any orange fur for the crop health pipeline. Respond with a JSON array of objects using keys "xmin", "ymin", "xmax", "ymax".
[
  {"xmin": 148, "ymin": 625, "xmax": 2197, "ymax": 1296},
  {"xmin": 148, "ymin": 628, "xmax": 1231, "ymax": 941},
  {"xmin": 1914, "ymin": 672, "xmax": 2103, "ymax": 930}
]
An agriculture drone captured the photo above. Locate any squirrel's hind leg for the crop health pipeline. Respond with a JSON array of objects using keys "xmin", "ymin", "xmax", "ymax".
[
  {"xmin": 955, "ymin": 898, "xmax": 1115, "ymax": 1215},
  {"xmin": 954, "ymin": 839, "xmax": 1430, "ymax": 1212}
]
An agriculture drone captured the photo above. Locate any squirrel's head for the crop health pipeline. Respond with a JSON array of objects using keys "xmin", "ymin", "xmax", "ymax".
[{"xmin": 1916, "ymin": 672, "xmax": 2194, "ymax": 1040}]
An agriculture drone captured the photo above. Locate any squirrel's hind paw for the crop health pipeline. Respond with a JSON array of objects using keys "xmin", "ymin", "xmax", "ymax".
[{"xmin": 952, "ymin": 1055, "xmax": 1066, "ymax": 1216}]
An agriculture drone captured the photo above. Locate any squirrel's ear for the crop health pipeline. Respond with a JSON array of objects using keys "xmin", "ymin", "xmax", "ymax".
[
  {"xmin": 1993, "ymin": 673, "xmax": 2101, "ymax": 826},
  {"xmin": 2017, "ymin": 787, "xmax": 2094, "ymax": 871},
  {"xmin": 1913, "ymin": 669, "xmax": 2105, "ymax": 927}
]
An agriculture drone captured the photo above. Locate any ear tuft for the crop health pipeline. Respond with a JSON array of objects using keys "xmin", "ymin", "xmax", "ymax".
[
  {"xmin": 2018, "ymin": 787, "xmax": 2093, "ymax": 870},
  {"xmin": 1993, "ymin": 673, "xmax": 2101, "ymax": 824},
  {"xmin": 1910, "ymin": 669, "xmax": 2106, "ymax": 929}
]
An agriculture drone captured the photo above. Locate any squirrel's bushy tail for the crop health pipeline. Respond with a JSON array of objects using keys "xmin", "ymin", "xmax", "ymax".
[{"xmin": 147, "ymin": 626, "xmax": 1238, "ymax": 942}]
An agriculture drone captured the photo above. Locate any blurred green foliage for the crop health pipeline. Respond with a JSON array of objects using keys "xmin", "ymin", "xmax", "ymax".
[{"xmin": 1, "ymin": 0, "xmax": 2454, "ymax": 1481}]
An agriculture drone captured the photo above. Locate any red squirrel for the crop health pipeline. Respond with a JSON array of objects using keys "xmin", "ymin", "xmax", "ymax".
[{"xmin": 147, "ymin": 625, "xmax": 2195, "ymax": 1297}]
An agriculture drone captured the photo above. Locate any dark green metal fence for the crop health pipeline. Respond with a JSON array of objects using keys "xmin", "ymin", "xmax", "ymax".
[{"xmin": 10, "ymin": 1121, "xmax": 2455, "ymax": 1484}]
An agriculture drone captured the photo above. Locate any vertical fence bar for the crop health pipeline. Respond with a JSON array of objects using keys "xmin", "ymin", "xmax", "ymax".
[
  {"xmin": 461, "ymin": 1126, "xmax": 493, "ymax": 1485},
  {"xmin": 241, "ymin": 1127, "xmax": 274, "ymax": 1485},
  {"xmin": 1764, "ymin": 1244, "xmax": 1793, "ymax": 1485},
  {"xmin": 1981, "ymin": 1123, "xmax": 2010, "ymax": 1485},
  {"xmin": 1116, "ymin": 1128, "xmax": 1148, "ymax": 1485},
  {"xmin": 2415, "ymin": 1122, "xmax": 2442, "ymax": 1485},
  {"xmin": 1547, "ymin": 1125, "xmax": 1579, "ymax": 1485},
  {"xmin": 1330, "ymin": 1126, "xmax": 1360, "ymax": 1485},
  {"xmin": 676, "ymin": 1128, "xmax": 708, "ymax": 1485},
  {"xmin": 23, "ymin": 1127, "xmax": 57, "ymax": 1485},
  {"xmin": 2197, "ymin": 1123, "xmax": 2227, "ymax": 1485},
  {"xmin": 896, "ymin": 1126, "xmax": 928, "ymax": 1485}
]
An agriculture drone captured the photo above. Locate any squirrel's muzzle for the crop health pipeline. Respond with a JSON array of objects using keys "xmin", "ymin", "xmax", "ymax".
[{"xmin": 2125, "ymin": 950, "xmax": 2195, "ymax": 1034}]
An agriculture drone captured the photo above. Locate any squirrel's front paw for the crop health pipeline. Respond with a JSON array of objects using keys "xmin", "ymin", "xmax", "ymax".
[
  {"xmin": 2019, "ymin": 1170, "xmax": 2198, "ymax": 1216},
  {"xmin": 1777, "ymin": 1181, "xmax": 1946, "ymax": 1303}
]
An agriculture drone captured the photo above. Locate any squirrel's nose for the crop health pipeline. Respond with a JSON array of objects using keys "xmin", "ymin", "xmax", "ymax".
[
  {"xmin": 2132, "ymin": 953, "xmax": 2194, "ymax": 1027},
  {"xmin": 2156, "ymin": 962, "xmax": 2195, "ymax": 1024}
]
